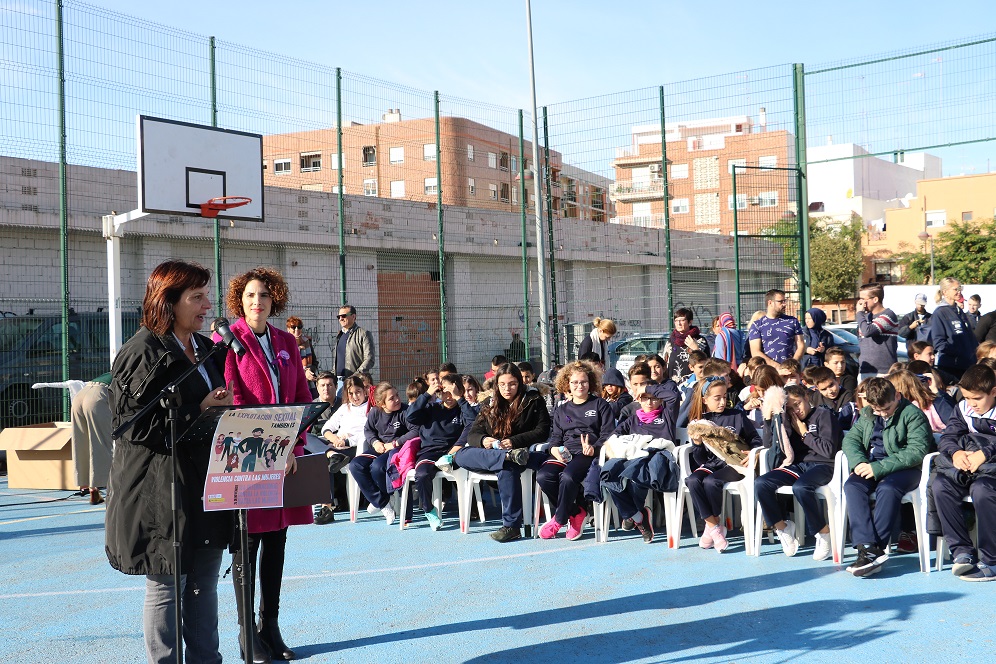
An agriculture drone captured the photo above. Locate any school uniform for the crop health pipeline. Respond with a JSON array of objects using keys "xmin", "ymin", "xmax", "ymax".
[
  {"xmin": 685, "ymin": 409, "xmax": 762, "ymax": 520},
  {"xmin": 842, "ymin": 399, "xmax": 931, "ymax": 549},
  {"xmin": 933, "ymin": 401, "xmax": 996, "ymax": 566},
  {"xmin": 602, "ymin": 383, "xmax": 680, "ymax": 520},
  {"xmin": 404, "ymin": 391, "xmax": 478, "ymax": 514},
  {"xmin": 348, "ymin": 407, "xmax": 414, "ymax": 511},
  {"xmin": 607, "ymin": 393, "xmax": 634, "ymax": 421},
  {"xmin": 536, "ymin": 395, "xmax": 615, "ymax": 524},
  {"xmin": 755, "ymin": 406, "xmax": 841, "ymax": 536}
]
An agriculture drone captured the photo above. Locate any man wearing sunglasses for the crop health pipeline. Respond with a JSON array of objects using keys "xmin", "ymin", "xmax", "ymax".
[{"xmin": 330, "ymin": 305, "xmax": 376, "ymax": 405}]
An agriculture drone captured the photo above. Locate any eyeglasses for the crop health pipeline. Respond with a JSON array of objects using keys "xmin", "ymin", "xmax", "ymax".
[{"xmin": 287, "ymin": 325, "xmax": 302, "ymax": 330}]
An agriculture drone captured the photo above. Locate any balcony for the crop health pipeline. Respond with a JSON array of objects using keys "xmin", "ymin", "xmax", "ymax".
[
  {"xmin": 610, "ymin": 179, "xmax": 666, "ymax": 202},
  {"xmin": 610, "ymin": 213, "xmax": 667, "ymax": 228}
]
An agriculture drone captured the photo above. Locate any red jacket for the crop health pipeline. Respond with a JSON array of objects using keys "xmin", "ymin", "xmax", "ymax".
[{"xmin": 222, "ymin": 318, "xmax": 314, "ymax": 533}]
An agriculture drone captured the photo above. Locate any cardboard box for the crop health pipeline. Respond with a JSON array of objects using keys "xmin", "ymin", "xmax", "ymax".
[{"xmin": 0, "ymin": 422, "xmax": 77, "ymax": 490}]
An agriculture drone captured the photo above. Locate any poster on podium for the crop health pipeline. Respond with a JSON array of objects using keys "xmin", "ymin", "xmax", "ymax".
[{"xmin": 202, "ymin": 405, "xmax": 305, "ymax": 511}]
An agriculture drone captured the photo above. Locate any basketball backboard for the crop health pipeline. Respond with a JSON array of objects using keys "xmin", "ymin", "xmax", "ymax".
[{"xmin": 137, "ymin": 116, "xmax": 264, "ymax": 221}]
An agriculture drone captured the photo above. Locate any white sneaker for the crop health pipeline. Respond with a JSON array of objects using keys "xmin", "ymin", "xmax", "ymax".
[
  {"xmin": 813, "ymin": 531, "xmax": 832, "ymax": 561},
  {"xmin": 776, "ymin": 520, "xmax": 798, "ymax": 557},
  {"xmin": 382, "ymin": 504, "xmax": 396, "ymax": 526},
  {"xmin": 367, "ymin": 503, "xmax": 382, "ymax": 515}
]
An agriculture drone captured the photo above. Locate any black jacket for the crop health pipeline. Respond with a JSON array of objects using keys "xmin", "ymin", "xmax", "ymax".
[
  {"xmin": 105, "ymin": 327, "xmax": 234, "ymax": 576},
  {"xmin": 466, "ymin": 388, "xmax": 551, "ymax": 449}
]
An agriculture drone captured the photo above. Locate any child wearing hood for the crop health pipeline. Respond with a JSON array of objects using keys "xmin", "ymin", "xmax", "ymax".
[{"xmin": 801, "ymin": 308, "xmax": 833, "ymax": 368}]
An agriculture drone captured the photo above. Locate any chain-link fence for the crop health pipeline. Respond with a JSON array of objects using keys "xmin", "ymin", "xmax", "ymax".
[{"xmin": 3, "ymin": 0, "xmax": 993, "ymax": 431}]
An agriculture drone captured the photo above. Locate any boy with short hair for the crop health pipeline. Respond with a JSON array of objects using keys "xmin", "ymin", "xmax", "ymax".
[
  {"xmin": 825, "ymin": 346, "xmax": 858, "ymax": 396},
  {"xmin": 778, "ymin": 358, "xmax": 802, "ymax": 386},
  {"xmin": 933, "ymin": 364, "xmax": 996, "ymax": 581},
  {"xmin": 842, "ymin": 377, "xmax": 931, "ymax": 577},
  {"xmin": 516, "ymin": 361, "xmax": 536, "ymax": 385},
  {"xmin": 677, "ymin": 350, "xmax": 709, "ymax": 405}
]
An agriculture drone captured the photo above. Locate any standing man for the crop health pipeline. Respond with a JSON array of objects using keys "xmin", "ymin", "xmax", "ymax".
[
  {"xmin": 331, "ymin": 304, "xmax": 376, "ymax": 405},
  {"xmin": 856, "ymin": 283, "xmax": 899, "ymax": 381},
  {"xmin": 748, "ymin": 289, "xmax": 805, "ymax": 368},
  {"xmin": 897, "ymin": 293, "xmax": 932, "ymax": 345}
]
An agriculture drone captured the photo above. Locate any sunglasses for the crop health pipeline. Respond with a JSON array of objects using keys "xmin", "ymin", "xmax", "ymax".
[
  {"xmin": 338, "ymin": 314, "xmax": 353, "ymax": 319},
  {"xmin": 287, "ymin": 325, "xmax": 302, "ymax": 330}
]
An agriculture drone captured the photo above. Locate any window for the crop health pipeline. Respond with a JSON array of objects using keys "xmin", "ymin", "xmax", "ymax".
[
  {"xmin": 300, "ymin": 153, "xmax": 321, "ymax": 172},
  {"xmin": 632, "ymin": 202, "xmax": 652, "ymax": 224},
  {"xmin": 925, "ymin": 210, "xmax": 946, "ymax": 227},
  {"xmin": 727, "ymin": 158, "xmax": 747, "ymax": 175},
  {"xmin": 693, "ymin": 156, "xmax": 720, "ymax": 189},
  {"xmin": 274, "ymin": 159, "xmax": 291, "ymax": 174},
  {"xmin": 424, "ymin": 177, "xmax": 438, "ymax": 195},
  {"xmin": 361, "ymin": 146, "xmax": 376, "ymax": 167},
  {"xmin": 488, "ymin": 152, "xmax": 498, "ymax": 169},
  {"xmin": 592, "ymin": 188, "xmax": 604, "ymax": 209},
  {"xmin": 670, "ymin": 164, "xmax": 688, "ymax": 179},
  {"xmin": 671, "ymin": 197, "xmax": 689, "ymax": 214},
  {"xmin": 362, "ymin": 178, "xmax": 378, "ymax": 196},
  {"xmin": 423, "ymin": 144, "xmax": 436, "ymax": 161},
  {"xmin": 962, "ymin": 211, "xmax": 973, "ymax": 222},
  {"xmin": 390, "ymin": 180, "xmax": 405, "ymax": 198},
  {"xmin": 758, "ymin": 155, "xmax": 777, "ymax": 169},
  {"xmin": 500, "ymin": 183, "xmax": 510, "ymax": 202},
  {"xmin": 728, "ymin": 194, "xmax": 748, "ymax": 210},
  {"xmin": 467, "ymin": 144, "xmax": 475, "ymax": 161},
  {"xmin": 468, "ymin": 178, "xmax": 476, "ymax": 195},
  {"xmin": 511, "ymin": 156, "xmax": 518, "ymax": 174},
  {"xmin": 511, "ymin": 185, "xmax": 517, "ymax": 204},
  {"xmin": 489, "ymin": 183, "xmax": 498, "ymax": 200},
  {"xmin": 389, "ymin": 146, "xmax": 404, "ymax": 164},
  {"xmin": 875, "ymin": 261, "xmax": 902, "ymax": 284},
  {"xmin": 499, "ymin": 152, "xmax": 510, "ymax": 171},
  {"xmin": 328, "ymin": 153, "xmax": 344, "ymax": 170},
  {"xmin": 758, "ymin": 191, "xmax": 778, "ymax": 207}
]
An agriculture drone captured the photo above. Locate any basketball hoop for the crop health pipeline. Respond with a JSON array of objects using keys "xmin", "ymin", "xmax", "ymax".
[{"xmin": 200, "ymin": 196, "xmax": 252, "ymax": 218}]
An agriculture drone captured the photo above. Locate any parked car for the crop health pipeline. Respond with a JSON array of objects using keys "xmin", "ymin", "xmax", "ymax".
[
  {"xmin": 0, "ymin": 311, "xmax": 140, "ymax": 429},
  {"xmin": 826, "ymin": 324, "xmax": 908, "ymax": 363},
  {"xmin": 608, "ymin": 333, "xmax": 667, "ymax": 375}
]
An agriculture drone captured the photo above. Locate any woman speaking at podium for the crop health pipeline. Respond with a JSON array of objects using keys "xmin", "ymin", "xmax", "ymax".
[
  {"xmin": 106, "ymin": 260, "xmax": 234, "ymax": 663},
  {"xmin": 222, "ymin": 267, "xmax": 313, "ymax": 662}
]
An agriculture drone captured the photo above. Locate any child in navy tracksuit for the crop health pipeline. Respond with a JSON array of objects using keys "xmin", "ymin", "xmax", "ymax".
[
  {"xmin": 933, "ymin": 364, "xmax": 996, "ymax": 581},
  {"xmin": 538, "ymin": 361, "xmax": 615, "ymax": 541},
  {"xmin": 754, "ymin": 384, "xmax": 841, "ymax": 560},
  {"xmin": 348, "ymin": 382, "xmax": 415, "ymax": 526},
  {"xmin": 404, "ymin": 374, "xmax": 478, "ymax": 530},
  {"xmin": 685, "ymin": 376, "xmax": 762, "ymax": 552},
  {"xmin": 600, "ymin": 381, "xmax": 680, "ymax": 543}
]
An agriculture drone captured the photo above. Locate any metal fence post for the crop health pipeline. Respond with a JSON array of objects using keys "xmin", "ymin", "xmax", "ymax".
[
  {"xmin": 335, "ymin": 68, "xmax": 346, "ymax": 306},
  {"xmin": 55, "ymin": 0, "xmax": 69, "ymax": 416},
  {"xmin": 793, "ymin": 63, "xmax": 812, "ymax": 309},
  {"xmin": 434, "ymin": 91, "xmax": 447, "ymax": 361},
  {"xmin": 732, "ymin": 167, "xmax": 742, "ymax": 326},
  {"xmin": 209, "ymin": 35, "xmax": 222, "ymax": 305},
  {"xmin": 541, "ymin": 107, "xmax": 559, "ymax": 362},
  {"xmin": 658, "ymin": 86, "xmax": 674, "ymax": 323},
  {"xmin": 518, "ymin": 110, "xmax": 530, "ymax": 356}
]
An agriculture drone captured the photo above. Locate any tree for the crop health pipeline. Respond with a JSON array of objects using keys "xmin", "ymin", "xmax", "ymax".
[
  {"xmin": 809, "ymin": 215, "xmax": 865, "ymax": 306},
  {"xmin": 893, "ymin": 218, "xmax": 996, "ymax": 284}
]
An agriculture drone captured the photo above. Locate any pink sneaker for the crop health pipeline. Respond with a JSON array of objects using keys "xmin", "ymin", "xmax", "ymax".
[
  {"xmin": 699, "ymin": 524, "xmax": 715, "ymax": 549},
  {"xmin": 566, "ymin": 507, "xmax": 588, "ymax": 541},
  {"xmin": 539, "ymin": 518, "xmax": 563, "ymax": 539},
  {"xmin": 712, "ymin": 525, "xmax": 729, "ymax": 553}
]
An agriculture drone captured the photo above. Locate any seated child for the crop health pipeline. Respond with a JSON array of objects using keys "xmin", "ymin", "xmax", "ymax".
[
  {"xmin": 808, "ymin": 365, "xmax": 856, "ymax": 428},
  {"xmin": 738, "ymin": 356, "xmax": 768, "ymax": 400},
  {"xmin": 463, "ymin": 375, "xmax": 483, "ymax": 416},
  {"xmin": 741, "ymin": 365, "xmax": 784, "ymax": 430},
  {"xmin": 933, "ymin": 364, "xmax": 996, "ymax": 581},
  {"xmin": 754, "ymin": 384, "xmax": 841, "ymax": 560},
  {"xmin": 677, "ymin": 358, "xmax": 737, "ymax": 428},
  {"xmin": 617, "ymin": 362, "xmax": 653, "ymax": 421},
  {"xmin": 685, "ymin": 376, "xmax": 762, "ymax": 552},
  {"xmin": 778, "ymin": 358, "xmax": 802, "ymax": 387},
  {"xmin": 316, "ymin": 376, "xmax": 369, "ymax": 524},
  {"xmin": 841, "ymin": 377, "xmax": 931, "ymax": 577},
  {"xmin": 825, "ymin": 347, "xmax": 858, "ymax": 397},
  {"xmin": 600, "ymin": 382, "xmax": 681, "ymax": 543},
  {"xmin": 677, "ymin": 350, "xmax": 709, "ymax": 405},
  {"xmin": 887, "ymin": 369, "xmax": 955, "ymax": 432},
  {"xmin": 602, "ymin": 367, "xmax": 634, "ymax": 420}
]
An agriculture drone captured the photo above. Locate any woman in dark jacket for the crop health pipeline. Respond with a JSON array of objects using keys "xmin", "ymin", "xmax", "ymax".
[
  {"xmin": 106, "ymin": 260, "xmax": 233, "ymax": 664},
  {"xmin": 930, "ymin": 277, "xmax": 979, "ymax": 379},
  {"xmin": 453, "ymin": 363, "xmax": 551, "ymax": 542}
]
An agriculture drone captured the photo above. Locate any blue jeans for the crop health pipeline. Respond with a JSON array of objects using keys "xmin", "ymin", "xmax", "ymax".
[
  {"xmin": 143, "ymin": 547, "xmax": 224, "ymax": 664},
  {"xmin": 454, "ymin": 446, "xmax": 525, "ymax": 528},
  {"xmin": 843, "ymin": 467, "xmax": 921, "ymax": 548},
  {"xmin": 349, "ymin": 451, "xmax": 394, "ymax": 509}
]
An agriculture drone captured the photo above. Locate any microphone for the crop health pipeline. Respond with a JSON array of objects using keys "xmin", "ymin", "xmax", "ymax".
[{"xmin": 213, "ymin": 317, "xmax": 247, "ymax": 357}]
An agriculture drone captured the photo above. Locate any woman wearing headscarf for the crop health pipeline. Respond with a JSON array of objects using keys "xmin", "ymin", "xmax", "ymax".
[
  {"xmin": 711, "ymin": 312, "xmax": 747, "ymax": 372},
  {"xmin": 801, "ymin": 308, "xmax": 833, "ymax": 368}
]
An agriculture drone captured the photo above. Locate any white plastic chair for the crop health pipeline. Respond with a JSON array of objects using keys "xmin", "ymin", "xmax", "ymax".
[
  {"xmin": 751, "ymin": 449, "xmax": 846, "ymax": 563},
  {"xmin": 397, "ymin": 465, "xmax": 477, "ymax": 532},
  {"xmin": 593, "ymin": 445, "xmax": 677, "ymax": 545},
  {"xmin": 674, "ymin": 441, "xmax": 760, "ymax": 554},
  {"xmin": 463, "ymin": 468, "xmax": 530, "ymax": 535}
]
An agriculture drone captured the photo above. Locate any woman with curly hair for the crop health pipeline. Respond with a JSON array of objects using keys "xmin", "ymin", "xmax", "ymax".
[
  {"xmin": 222, "ymin": 266, "xmax": 312, "ymax": 662},
  {"xmin": 537, "ymin": 361, "xmax": 615, "ymax": 541}
]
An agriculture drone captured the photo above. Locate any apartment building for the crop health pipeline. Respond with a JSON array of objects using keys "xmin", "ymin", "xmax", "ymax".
[
  {"xmin": 610, "ymin": 115, "xmax": 795, "ymax": 235},
  {"xmin": 261, "ymin": 111, "xmax": 613, "ymax": 223}
]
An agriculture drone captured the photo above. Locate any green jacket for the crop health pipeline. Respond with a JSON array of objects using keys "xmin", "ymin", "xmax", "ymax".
[{"xmin": 842, "ymin": 398, "xmax": 931, "ymax": 478}]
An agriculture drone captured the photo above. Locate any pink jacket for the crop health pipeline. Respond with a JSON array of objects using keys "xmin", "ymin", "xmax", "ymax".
[
  {"xmin": 222, "ymin": 318, "xmax": 314, "ymax": 533},
  {"xmin": 388, "ymin": 437, "xmax": 421, "ymax": 490}
]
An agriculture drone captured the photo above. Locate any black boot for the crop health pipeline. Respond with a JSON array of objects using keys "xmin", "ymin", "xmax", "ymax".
[
  {"xmin": 234, "ymin": 563, "xmax": 271, "ymax": 664},
  {"xmin": 258, "ymin": 613, "xmax": 295, "ymax": 661}
]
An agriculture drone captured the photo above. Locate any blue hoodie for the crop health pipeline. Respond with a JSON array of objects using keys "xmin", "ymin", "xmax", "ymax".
[{"xmin": 801, "ymin": 308, "xmax": 833, "ymax": 368}]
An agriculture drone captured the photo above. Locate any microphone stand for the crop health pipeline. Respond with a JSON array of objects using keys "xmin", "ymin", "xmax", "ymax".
[{"xmin": 113, "ymin": 339, "xmax": 233, "ymax": 664}]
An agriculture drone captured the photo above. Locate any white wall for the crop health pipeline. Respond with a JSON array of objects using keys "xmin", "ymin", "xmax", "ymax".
[{"xmin": 884, "ymin": 284, "xmax": 996, "ymax": 316}]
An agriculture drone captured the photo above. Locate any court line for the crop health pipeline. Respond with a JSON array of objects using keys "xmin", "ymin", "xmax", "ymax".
[
  {"xmin": 0, "ymin": 507, "xmax": 105, "ymax": 526},
  {"xmin": 0, "ymin": 541, "xmax": 606, "ymax": 600}
]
